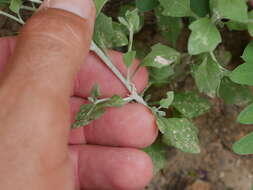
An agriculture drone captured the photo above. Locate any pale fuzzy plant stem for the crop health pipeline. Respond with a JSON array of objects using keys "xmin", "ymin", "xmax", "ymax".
[
  {"xmin": 90, "ymin": 41, "xmax": 148, "ymax": 106},
  {"xmin": 20, "ymin": 5, "xmax": 37, "ymax": 11},
  {"xmin": 0, "ymin": 10, "xmax": 24, "ymax": 24},
  {"xmin": 90, "ymin": 41, "xmax": 132, "ymax": 92},
  {"xmin": 27, "ymin": 0, "xmax": 43, "ymax": 4}
]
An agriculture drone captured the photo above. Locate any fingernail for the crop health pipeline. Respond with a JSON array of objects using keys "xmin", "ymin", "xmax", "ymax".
[{"xmin": 41, "ymin": 0, "xmax": 94, "ymax": 19}]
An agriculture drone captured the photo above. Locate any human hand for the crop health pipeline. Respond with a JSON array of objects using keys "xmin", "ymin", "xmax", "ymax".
[{"xmin": 0, "ymin": 0, "xmax": 158, "ymax": 190}]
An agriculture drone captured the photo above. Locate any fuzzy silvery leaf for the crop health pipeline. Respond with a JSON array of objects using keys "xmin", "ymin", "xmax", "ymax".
[
  {"xmin": 72, "ymin": 96, "xmax": 125, "ymax": 129},
  {"xmin": 193, "ymin": 55, "xmax": 223, "ymax": 97},
  {"xmin": 161, "ymin": 118, "xmax": 200, "ymax": 154},
  {"xmin": 172, "ymin": 91, "xmax": 210, "ymax": 119},
  {"xmin": 142, "ymin": 43, "xmax": 180, "ymax": 68},
  {"xmin": 188, "ymin": 18, "xmax": 221, "ymax": 55}
]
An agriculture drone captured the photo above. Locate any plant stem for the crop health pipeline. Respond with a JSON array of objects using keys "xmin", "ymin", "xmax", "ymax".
[
  {"xmin": 20, "ymin": 5, "xmax": 37, "ymax": 11},
  {"xmin": 90, "ymin": 41, "xmax": 132, "ymax": 92},
  {"xmin": 90, "ymin": 41, "xmax": 148, "ymax": 106},
  {"xmin": 27, "ymin": 0, "xmax": 42, "ymax": 4},
  {"xmin": 0, "ymin": 10, "xmax": 24, "ymax": 24}
]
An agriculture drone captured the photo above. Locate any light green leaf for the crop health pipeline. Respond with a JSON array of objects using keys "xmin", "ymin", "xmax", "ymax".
[
  {"xmin": 172, "ymin": 92, "xmax": 210, "ymax": 118},
  {"xmin": 248, "ymin": 11, "xmax": 253, "ymax": 37},
  {"xmin": 230, "ymin": 63, "xmax": 253, "ymax": 85},
  {"xmin": 210, "ymin": 0, "xmax": 248, "ymax": 22},
  {"xmin": 242, "ymin": 41, "xmax": 253, "ymax": 63},
  {"xmin": 233, "ymin": 132, "xmax": 253, "ymax": 155},
  {"xmin": 155, "ymin": 7, "xmax": 183, "ymax": 47},
  {"xmin": 72, "ymin": 95, "xmax": 125, "ymax": 128},
  {"xmin": 119, "ymin": 9, "xmax": 140, "ymax": 33},
  {"xmin": 144, "ymin": 140, "xmax": 167, "ymax": 174},
  {"xmin": 159, "ymin": 0, "xmax": 193, "ymax": 17},
  {"xmin": 161, "ymin": 118, "xmax": 200, "ymax": 153},
  {"xmin": 160, "ymin": 91, "xmax": 174, "ymax": 109},
  {"xmin": 237, "ymin": 103, "xmax": 253, "ymax": 124},
  {"xmin": 142, "ymin": 43, "xmax": 180, "ymax": 68},
  {"xmin": 10, "ymin": 0, "xmax": 22, "ymax": 14},
  {"xmin": 193, "ymin": 55, "xmax": 223, "ymax": 97},
  {"xmin": 93, "ymin": 13, "xmax": 128, "ymax": 49},
  {"xmin": 156, "ymin": 116, "xmax": 168, "ymax": 134},
  {"xmin": 93, "ymin": 0, "xmax": 108, "ymax": 15},
  {"xmin": 219, "ymin": 77, "xmax": 253, "ymax": 106},
  {"xmin": 188, "ymin": 18, "xmax": 221, "ymax": 55},
  {"xmin": 123, "ymin": 51, "xmax": 136, "ymax": 68},
  {"xmin": 136, "ymin": 0, "xmax": 159, "ymax": 12}
]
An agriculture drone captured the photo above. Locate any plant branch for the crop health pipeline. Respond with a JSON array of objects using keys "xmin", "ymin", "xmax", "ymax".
[{"xmin": 0, "ymin": 10, "xmax": 24, "ymax": 24}]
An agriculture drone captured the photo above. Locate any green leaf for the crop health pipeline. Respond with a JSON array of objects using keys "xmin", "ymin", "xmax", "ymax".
[
  {"xmin": 155, "ymin": 116, "xmax": 168, "ymax": 134},
  {"xmin": 149, "ymin": 66, "xmax": 174, "ymax": 85},
  {"xmin": 210, "ymin": 0, "xmax": 248, "ymax": 22},
  {"xmin": 172, "ymin": 92, "xmax": 210, "ymax": 118},
  {"xmin": 93, "ymin": 13, "xmax": 128, "ymax": 49},
  {"xmin": 190, "ymin": 0, "xmax": 209, "ymax": 17},
  {"xmin": 159, "ymin": 0, "xmax": 193, "ymax": 17},
  {"xmin": 10, "ymin": 0, "xmax": 22, "ymax": 14},
  {"xmin": 144, "ymin": 140, "xmax": 167, "ymax": 174},
  {"xmin": 226, "ymin": 21, "xmax": 247, "ymax": 31},
  {"xmin": 136, "ymin": 0, "xmax": 159, "ymax": 12},
  {"xmin": 219, "ymin": 77, "xmax": 253, "ymax": 106},
  {"xmin": 93, "ymin": 0, "xmax": 108, "ymax": 15},
  {"xmin": 123, "ymin": 51, "xmax": 136, "ymax": 68},
  {"xmin": 248, "ymin": 11, "xmax": 253, "ymax": 37},
  {"xmin": 142, "ymin": 43, "xmax": 180, "ymax": 68},
  {"xmin": 242, "ymin": 41, "xmax": 253, "ymax": 63},
  {"xmin": 72, "ymin": 96, "xmax": 125, "ymax": 128},
  {"xmin": 193, "ymin": 55, "xmax": 223, "ymax": 97},
  {"xmin": 118, "ymin": 9, "xmax": 140, "ymax": 33},
  {"xmin": 233, "ymin": 132, "xmax": 253, "ymax": 155},
  {"xmin": 155, "ymin": 7, "xmax": 183, "ymax": 47},
  {"xmin": 188, "ymin": 18, "xmax": 221, "ymax": 55},
  {"xmin": 161, "ymin": 118, "xmax": 200, "ymax": 153},
  {"xmin": 160, "ymin": 91, "xmax": 174, "ymax": 109},
  {"xmin": 91, "ymin": 84, "xmax": 101, "ymax": 98},
  {"xmin": 237, "ymin": 103, "xmax": 253, "ymax": 124},
  {"xmin": 230, "ymin": 63, "xmax": 253, "ymax": 85}
]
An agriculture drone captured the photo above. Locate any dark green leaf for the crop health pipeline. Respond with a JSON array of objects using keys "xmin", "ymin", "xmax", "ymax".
[
  {"xmin": 149, "ymin": 66, "xmax": 174, "ymax": 85},
  {"xmin": 230, "ymin": 63, "xmax": 253, "ymax": 85},
  {"xmin": 237, "ymin": 103, "xmax": 253, "ymax": 124},
  {"xmin": 219, "ymin": 77, "xmax": 253, "ymax": 106},
  {"xmin": 159, "ymin": 0, "xmax": 193, "ymax": 17},
  {"xmin": 161, "ymin": 118, "xmax": 200, "ymax": 153},
  {"xmin": 226, "ymin": 21, "xmax": 247, "ymax": 31},
  {"xmin": 193, "ymin": 55, "xmax": 223, "ymax": 97},
  {"xmin": 123, "ymin": 51, "xmax": 136, "ymax": 68},
  {"xmin": 190, "ymin": 0, "xmax": 209, "ymax": 17},
  {"xmin": 210, "ymin": 0, "xmax": 248, "ymax": 22},
  {"xmin": 155, "ymin": 7, "xmax": 183, "ymax": 47},
  {"xmin": 172, "ymin": 92, "xmax": 210, "ymax": 118},
  {"xmin": 144, "ymin": 140, "xmax": 167, "ymax": 174},
  {"xmin": 233, "ymin": 132, "xmax": 253, "ymax": 155},
  {"xmin": 188, "ymin": 18, "xmax": 221, "ymax": 55},
  {"xmin": 142, "ymin": 43, "xmax": 180, "ymax": 68},
  {"xmin": 136, "ymin": 0, "xmax": 159, "ymax": 12}
]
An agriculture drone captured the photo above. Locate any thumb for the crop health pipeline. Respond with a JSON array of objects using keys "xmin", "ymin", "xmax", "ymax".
[
  {"xmin": 0, "ymin": 0, "xmax": 95, "ymax": 188},
  {"xmin": 4, "ymin": 0, "xmax": 96, "ymax": 96}
]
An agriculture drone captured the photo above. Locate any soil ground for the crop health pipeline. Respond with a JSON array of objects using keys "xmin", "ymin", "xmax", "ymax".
[{"xmin": 1, "ymin": 3, "xmax": 253, "ymax": 189}]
